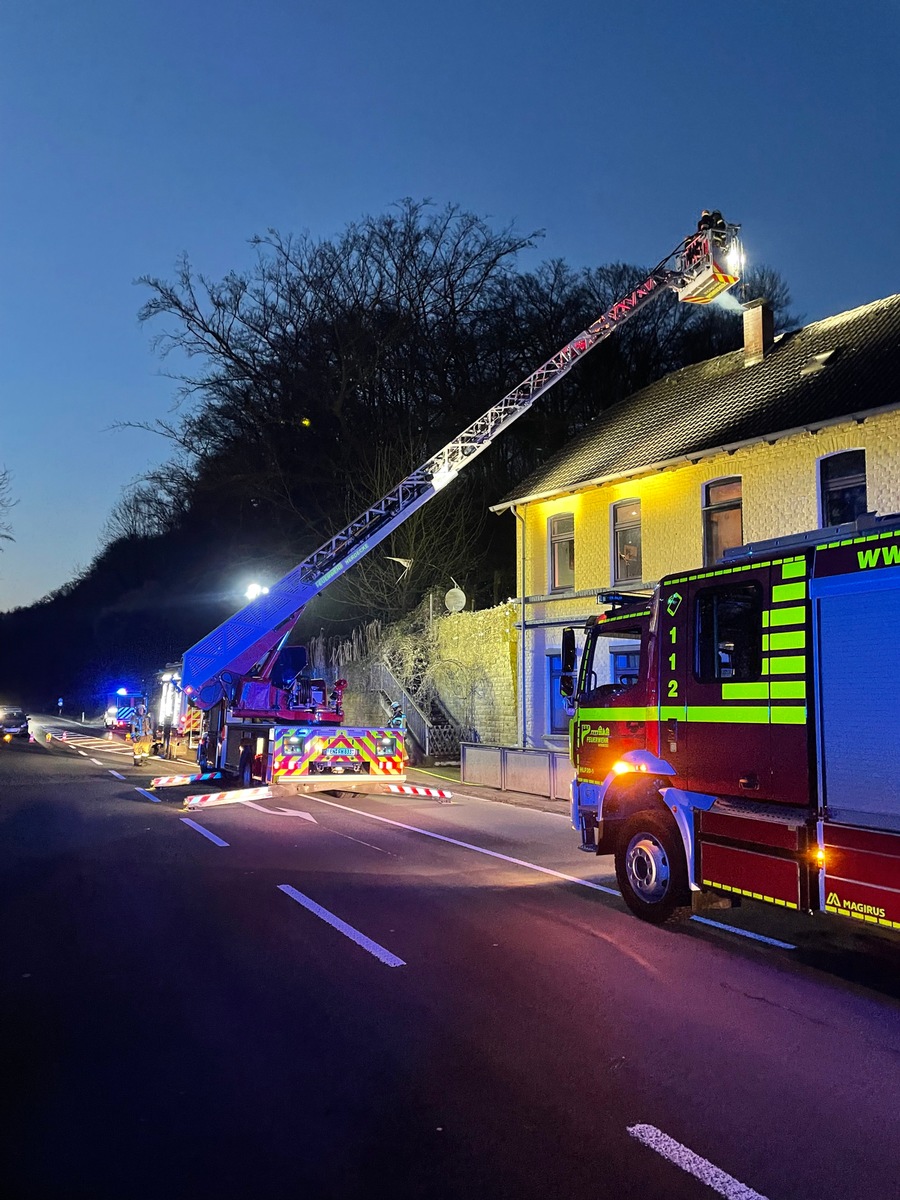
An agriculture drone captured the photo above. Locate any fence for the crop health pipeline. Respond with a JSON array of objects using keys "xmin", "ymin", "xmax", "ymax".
[{"xmin": 460, "ymin": 743, "xmax": 574, "ymax": 801}]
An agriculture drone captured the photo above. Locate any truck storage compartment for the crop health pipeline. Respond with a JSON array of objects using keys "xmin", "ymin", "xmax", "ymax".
[
  {"xmin": 823, "ymin": 823, "xmax": 900, "ymax": 929},
  {"xmin": 814, "ymin": 574, "xmax": 900, "ymax": 832}
]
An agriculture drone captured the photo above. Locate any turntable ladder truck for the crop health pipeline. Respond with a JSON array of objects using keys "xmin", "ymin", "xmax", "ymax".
[{"xmin": 180, "ymin": 218, "xmax": 743, "ymax": 794}]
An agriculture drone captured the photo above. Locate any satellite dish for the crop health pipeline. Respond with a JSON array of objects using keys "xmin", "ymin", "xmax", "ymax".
[{"xmin": 445, "ymin": 587, "xmax": 466, "ymax": 613}]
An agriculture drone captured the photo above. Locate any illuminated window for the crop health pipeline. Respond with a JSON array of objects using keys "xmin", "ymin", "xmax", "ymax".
[
  {"xmin": 549, "ymin": 514, "xmax": 575, "ymax": 591},
  {"xmin": 702, "ymin": 477, "xmax": 743, "ymax": 566},
  {"xmin": 612, "ymin": 500, "xmax": 642, "ymax": 583},
  {"xmin": 820, "ymin": 450, "xmax": 867, "ymax": 526}
]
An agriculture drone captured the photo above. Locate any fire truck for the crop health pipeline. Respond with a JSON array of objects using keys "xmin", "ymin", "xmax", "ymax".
[
  {"xmin": 104, "ymin": 689, "xmax": 146, "ymax": 731},
  {"xmin": 179, "ymin": 216, "xmax": 743, "ymax": 793},
  {"xmin": 561, "ymin": 512, "xmax": 900, "ymax": 933}
]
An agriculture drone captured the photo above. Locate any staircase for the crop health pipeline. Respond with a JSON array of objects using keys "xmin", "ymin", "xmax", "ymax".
[{"xmin": 373, "ymin": 661, "xmax": 469, "ymax": 764}]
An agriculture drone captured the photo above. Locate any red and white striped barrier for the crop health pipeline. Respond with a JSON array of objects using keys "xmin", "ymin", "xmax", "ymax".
[
  {"xmin": 387, "ymin": 783, "xmax": 452, "ymax": 801},
  {"xmin": 150, "ymin": 771, "xmax": 223, "ymax": 788},
  {"xmin": 183, "ymin": 786, "xmax": 272, "ymax": 811}
]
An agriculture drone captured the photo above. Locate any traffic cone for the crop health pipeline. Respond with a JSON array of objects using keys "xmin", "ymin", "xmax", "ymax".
[
  {"xmin": 45, "ymin": 732, "xmax": 52, "ymax": 742},
  {"xmin": 28, "ymin": 732, "xmax": 35, "ymax": 743},
  {"xmin": 61, "ymin": 731, "xmax": 67, "ymax": 741}
]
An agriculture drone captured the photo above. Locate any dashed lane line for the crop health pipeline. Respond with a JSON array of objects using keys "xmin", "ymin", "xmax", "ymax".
[
  {"xmin": 277, "ymin": 884, "xmax": 405, "ymax": 967},
  {"xmin": 90, "ymin": 758, "xmax": 104, "ymax": 766},
  {"xmin": 628, "ymin": 1124, "xmax": 769, "ymax": 1200},
  {"xmin": 108, "ymin": 770, "xmax": 126, "ymax": 780},
  {"xmin": 135, "ymin": 788, "xmax": 160, "ymax": 803},
  {"xmin": 181, "ymin": 818, "xmax": 229, "ymax": 846}
]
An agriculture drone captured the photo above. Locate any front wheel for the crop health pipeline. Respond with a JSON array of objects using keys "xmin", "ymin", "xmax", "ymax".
[{"xmin": 614, "ymin": 811, "xmax": 689, "ymax": 924}]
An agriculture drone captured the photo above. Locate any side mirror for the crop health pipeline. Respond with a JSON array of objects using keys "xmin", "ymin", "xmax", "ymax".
[
  {"xmin": 561, "ymin": 627, "xmax": 577, "ymax": 674},
  {"xmin": 559, "ymin": 673, "xmax": 574, "ymax": 699}
]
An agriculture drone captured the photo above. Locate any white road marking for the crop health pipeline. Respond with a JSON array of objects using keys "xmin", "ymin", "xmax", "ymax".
[
  {"xmin": 628, "ymin": 1123, "xmax": 769, "ymax": 1200},
  {"xmin": 135, "ymin": 788, "xmax": 160, "ymax": 803},
  {"xmin": 308, "ymin": 799, "xmax": 800, "ymax": 949},
  {"xmin": 90, "ymin": 758, "xmax": 104, "ymax": 766},
  {"xmin": 243, "ymin": 800, "xmax": 316, "ymax": 822},
  {"xmin": 181, "ymin": 818, "xmax": 229, "ymax": 846},
  {"xmin": 108, "ymin": 770, "xmax": 126, "ymax": 780},
  {"xmin": 77, "ymin": 750, "xmax": 88, "ymax": 756},
  {"xmin": 307, "ymin": 796, "xmax": 619, "ymax": 895},
  {"xmin": 689, "ymin": 915, "xmax": 796, "ymax": 950},
  {"xmin": 277, "ymin": 884, "xmax": 405, "ymax": 967}
]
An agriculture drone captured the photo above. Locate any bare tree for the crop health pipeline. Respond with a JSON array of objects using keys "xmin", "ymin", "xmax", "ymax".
[
  {"xmin": 0, "ymin": 467, "xmax": 15, "ymax": 547},
  {"xmin": 329, "ymin": 441, "xmax": 485, "ymax": 622}
]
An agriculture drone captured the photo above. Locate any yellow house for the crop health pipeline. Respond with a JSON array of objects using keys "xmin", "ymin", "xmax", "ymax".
[{"xmin": 491, "ymin": 293, "xmax": 900, "ymax": 752}]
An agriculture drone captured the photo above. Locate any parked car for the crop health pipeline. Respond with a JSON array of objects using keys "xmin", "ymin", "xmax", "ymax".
[{"xmin": 0, "ymin": 709, "xmax": 29, "ymax": 738}]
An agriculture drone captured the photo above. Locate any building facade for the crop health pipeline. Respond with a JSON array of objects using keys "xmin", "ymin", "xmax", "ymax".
[{"xmin": 492, "ymin": 294, "xmax": 900, "ymax": 752}]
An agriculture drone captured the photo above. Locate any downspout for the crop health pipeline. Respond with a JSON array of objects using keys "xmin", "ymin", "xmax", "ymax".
[{"xmin": 513, "ymin": 504, "xmax": 527, "ymax": 747}]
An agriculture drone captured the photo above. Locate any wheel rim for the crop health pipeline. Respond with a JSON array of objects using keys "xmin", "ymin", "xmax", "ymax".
[{"xmin": 624, "ymin": 832, "xmax": 671, "ymax": 904}]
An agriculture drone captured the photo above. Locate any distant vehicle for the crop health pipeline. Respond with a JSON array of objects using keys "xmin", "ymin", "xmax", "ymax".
[
  {"xmin": 0, "ymin": 709, "xmax": 29, "ymax": 738},
  {"xmin": 104, "ymin": 691, "xmax": 146, "ymax": 731}
]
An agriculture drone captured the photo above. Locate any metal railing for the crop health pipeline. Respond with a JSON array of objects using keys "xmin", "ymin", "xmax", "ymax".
[{"xmin": 373, "ymin": 660, "xmax": 466, "ymax": 761}]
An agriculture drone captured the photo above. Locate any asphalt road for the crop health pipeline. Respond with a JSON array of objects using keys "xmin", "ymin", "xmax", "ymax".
[{"xmin": 4, "ymin": 718, "xmax": 900, "ymax": 1200}]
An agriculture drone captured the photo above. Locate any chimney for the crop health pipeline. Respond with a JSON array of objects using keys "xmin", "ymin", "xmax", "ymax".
[{"xmin": 743, "ymin": 298, "xmax": 774, "ymax": 366}]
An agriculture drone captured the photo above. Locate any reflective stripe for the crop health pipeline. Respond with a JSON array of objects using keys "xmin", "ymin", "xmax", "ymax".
[
  {"xmin": 769, "ymin": 655, "xmax": 806, "ymax": 675},
  {"xmin": 770, "ymin": 681, "xmax": 806, "ymax": 699},
  {"xmin": 770, "ymin": 706, "xmax": 807, "ymax": 725},
  {"xmin": 659, "ymin": 705, "xmax": 687, "ymax": 721},
  {"xmin": 772, "ymin": 581, "xmax": 807, "ymax": 603},
  {"xmin": 687, "ymin": 705, "xmax": 769, "ymax": 724},
  {"xmin": 769, "ymin": 630, "xmax": 806, "ymax": 650},
  {"xmin": 721, "ymin": 682, "xmax": 768, "ymax": 700},
  {"xmin": 578, "ymin": 706, "xmax": 653, "ymax": 722},
  {"xmin": 768, "ymin": 605, "xmax": 805, "ymax": 627},
  {"xmin": 780, "ymin": 559, "xmax": 807, "ymax": 580}
]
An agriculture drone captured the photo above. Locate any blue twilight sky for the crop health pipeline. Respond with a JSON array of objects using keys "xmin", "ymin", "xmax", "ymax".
[{"xmin": 1, "ymin": 0, "xmax": 899, "ymax": 610}]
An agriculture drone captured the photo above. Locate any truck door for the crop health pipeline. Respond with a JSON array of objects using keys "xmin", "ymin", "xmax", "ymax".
[
  {"xmin": 684, "ymin": 570, "xmax": 773, "ymax": 799},
  {"xmin": 573, "ymin": 614, "xmax": 650, "ymax": 786},
  {"xmin": 657, "ymin": 579, "xmax": 690, "ymax": 779}
]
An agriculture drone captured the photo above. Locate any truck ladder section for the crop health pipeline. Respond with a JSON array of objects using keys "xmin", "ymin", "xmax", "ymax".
[{"xmin": 183, "ymin": 222, "xmax": 742, "ymax": 708}]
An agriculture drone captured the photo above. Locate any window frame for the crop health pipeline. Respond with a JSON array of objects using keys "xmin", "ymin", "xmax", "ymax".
[
  {"xmin": 611, "ymin": 499, "xmax": 643, "ymax": 585},
  {"xmin": 548, "ymin": 512, "xmax": 575, "ymax": 592},
  {"xmin": 546, "ymin": 652, "xmax": 570, "ymax": 734},
  {"xmin": 817, "ymin": 449, "xmax": 867, "ymax": 528},
  {"xmin": 701, "ymin": 475, "xmax": 743, "ymax": 567},
  {"xmin": 693, "ymin": 581, "xmax": 764, "ymax": 684}
]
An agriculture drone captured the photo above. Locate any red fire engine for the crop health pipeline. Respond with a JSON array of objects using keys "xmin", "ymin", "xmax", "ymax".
[{"xmin": 561, "ymin": 513, "xmax": 900, "ymax": 932}]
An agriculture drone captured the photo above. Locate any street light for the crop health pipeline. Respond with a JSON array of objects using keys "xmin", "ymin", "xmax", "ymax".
[{"xmin": 245, "ymin": 583, "xmax": 269, "ymax": 601}]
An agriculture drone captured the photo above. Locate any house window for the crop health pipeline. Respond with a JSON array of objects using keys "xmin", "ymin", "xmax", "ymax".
[
  {"xmin": 547, "ymin": 654, "xmax": 570, "ymax": 734},
  {"xmin": 695, "ymin": 584, "xmax": 762, "ymax": 682},
  {"xmin": 612, "ymin": 500, "xmax": 642, "ymax": 583},
  {"xmin": 549, "ymin": 514, "xmax": 575, "ymax": 591},
  {"xmin": 820, "ymin": 450, "xmax": 867, "ymax": 526},
  {"xmin": 702, "ymin": 477, "xmax": 743, "ymax": 566}
]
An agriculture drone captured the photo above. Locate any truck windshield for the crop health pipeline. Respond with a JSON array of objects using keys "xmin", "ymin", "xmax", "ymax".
[{"xmin": 578, "ymin": 621, "xmax": 646, "ymax": 701}]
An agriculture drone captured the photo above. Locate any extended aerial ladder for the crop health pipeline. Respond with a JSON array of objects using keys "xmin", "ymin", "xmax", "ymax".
[{"xmin": 182, "ymin": 218, "xmax": 743, "ymax": 725}]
